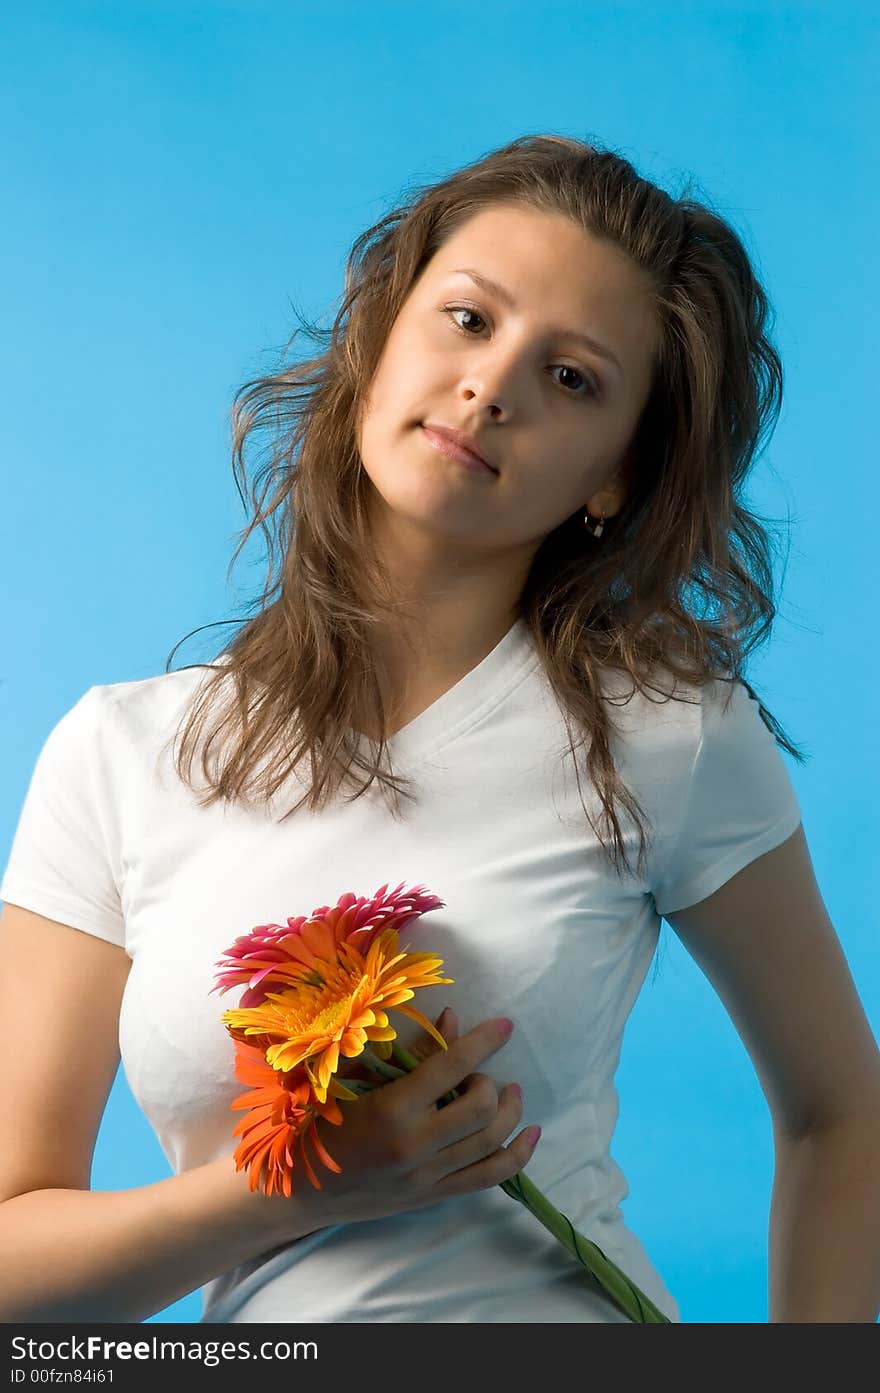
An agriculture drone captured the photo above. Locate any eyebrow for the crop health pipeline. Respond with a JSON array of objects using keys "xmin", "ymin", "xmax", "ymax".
[{"xmin": 449, "ymin": 267, "xmax": 624, "ymax": 377}]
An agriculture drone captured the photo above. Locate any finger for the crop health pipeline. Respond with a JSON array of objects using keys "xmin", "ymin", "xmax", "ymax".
[
  {"xmin": 398, "ymin": 1017, "xmax": 514, "ymax": 1111},
  {"xmin": 337, "ymin": 1011, "xmax": 454, "ymax": 1093},
  {"xmin": 335, "ymin": 1049, "xmax": 391, "ymax": 1086},
  {"xmin": 409, "ymin": 1006, "xmax": 459, "ymax": 1063},
  {"xmin": 426, "ymin": 1079, "xmax": 524, "ymax": 1178},
  {"xmin": 432, "ymin": 1122, "xmax": 541, "ymax": 1199}
]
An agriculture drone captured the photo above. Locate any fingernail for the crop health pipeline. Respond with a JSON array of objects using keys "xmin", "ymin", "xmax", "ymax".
[
  {"xmin": 438, "ymin": 1007, "xmax": 450, "ymax": 1027},
  {"xmin": 496, "ymin": 1017, "xmax": 514, "ymax": 1039},
  {"xmin": 510, "ymin": 1083, "xmax": 523, "ymax": 1101},
  {"xmin": 526, "ymin": 1126, "xmax": 542, "ymax": 1147}
]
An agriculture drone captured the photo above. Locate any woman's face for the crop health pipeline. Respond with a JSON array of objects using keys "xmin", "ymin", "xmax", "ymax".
[{"xmin": 356, "ymin": 201, "xmax": 659, "ymax": 562}]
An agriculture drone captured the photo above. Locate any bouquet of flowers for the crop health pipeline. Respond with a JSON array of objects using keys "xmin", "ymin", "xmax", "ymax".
[{"xmin": 212, "ymin": 880, "xmax": 670, "ymax": 1323}]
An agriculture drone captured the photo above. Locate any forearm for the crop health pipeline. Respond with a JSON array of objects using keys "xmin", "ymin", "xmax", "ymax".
[
  {"xmin": 0, "ymin": 1155, "xmax": 325, "ymax": 1323},
  {"xmin": 769, "ymin": 1112, "xmax": 880, "ymax": 1322}
]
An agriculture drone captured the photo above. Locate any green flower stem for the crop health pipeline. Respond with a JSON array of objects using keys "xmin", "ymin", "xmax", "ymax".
[
  {"xmin": 499, "ymin": 1171, "xmax": 671, "ymax": 1323},
  {"xmin": 389, "ymin": 1037, "xmax": 670, "ymax": 1324},
  {"xmin": 361, "ymin": 1052, "xmax": 408, "ymax": 1083},
  {"xmin": 389, "ymin": 1041, "xmax": 421, "ymax": 1070}
]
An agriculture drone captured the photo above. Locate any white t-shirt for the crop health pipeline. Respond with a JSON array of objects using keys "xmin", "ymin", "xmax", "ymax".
[{"xmin": 0, "ymin": 618, "xmax": 802, "ymax": 1323}]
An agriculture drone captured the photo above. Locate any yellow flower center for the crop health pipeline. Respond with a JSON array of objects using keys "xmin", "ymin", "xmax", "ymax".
[
  {"xmin": 275, "ymin": 971, "xmax": 367, "ymax": 1040},
  {"xmin": 310, "ymin": 994, "xmax": 354, "ymax": 1034}
]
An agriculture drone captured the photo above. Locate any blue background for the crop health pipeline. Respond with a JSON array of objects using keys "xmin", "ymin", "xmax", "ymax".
[{"xmin": 1, "ymin": 1, "xmax": 877, "ymax": 1324}]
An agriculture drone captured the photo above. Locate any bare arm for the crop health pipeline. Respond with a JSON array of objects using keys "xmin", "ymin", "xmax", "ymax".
[
  {"xmin": 0, "ymin": 1153, "xmax": 318, "ymax": 1323},
  {"xmin": 769, "ymin": 1113, "xmax": 880, "ymax": 1323},
  {"xmin": 0, "ymin": 904, "xmax": 320, "ymax": 1322},
  {"xmin": 0, "ymin": 905, "xmax": 536, "ymax": 1322},
  {"xmin": 667, "ymin": 823, "xmax": 880, "ymax": 1322}
]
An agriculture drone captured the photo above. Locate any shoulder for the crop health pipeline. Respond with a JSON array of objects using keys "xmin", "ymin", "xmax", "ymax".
[
  {"xmin": 596, "ymin": 666, "xmax": 775, "ymax": 825},
  {"xmin": 63, "ymin": 662, "xmax": 233, "ymax": 797},
  {"xmin": 596, "ymin": 661, "xmax": 704, "ymax": 759},
  {"xmin": 598, "ymin": 663, "xmax": 759, "ymax": 743},
  {"xmin": 86, "ymin": 660, "xmax": 229, "ymax": 737}
]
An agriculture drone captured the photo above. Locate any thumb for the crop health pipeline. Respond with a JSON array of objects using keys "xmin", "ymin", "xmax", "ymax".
[{"xmin": 409, "ymin": 1005, "xmax": 459, "ymax": 1063}]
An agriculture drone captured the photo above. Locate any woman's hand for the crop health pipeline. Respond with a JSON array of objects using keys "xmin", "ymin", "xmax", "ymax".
[{"xmin": 295, "ymin": 1011, "xmax": 540, "ymax": 1230}]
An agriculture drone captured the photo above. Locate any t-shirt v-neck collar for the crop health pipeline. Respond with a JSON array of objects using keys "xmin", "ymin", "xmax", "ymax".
[{"xmin": 354, "ymin": 615, "xmax": 538, "ymax": 769}]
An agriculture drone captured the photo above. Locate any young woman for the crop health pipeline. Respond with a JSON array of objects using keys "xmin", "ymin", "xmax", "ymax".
[{"xmin": 2, "ymin": 134, "xmax": 879, "ymax": 1325}]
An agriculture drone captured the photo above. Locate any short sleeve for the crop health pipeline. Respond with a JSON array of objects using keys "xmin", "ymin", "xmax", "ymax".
[
  {"xmin": 651, "ymin": 678, "xmax": 802, "ymax": 918},
  {"xmin": 0, "ymin": 685, "xmax": 126, "ymax": 947}
]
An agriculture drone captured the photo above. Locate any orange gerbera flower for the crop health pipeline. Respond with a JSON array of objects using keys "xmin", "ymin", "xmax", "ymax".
[
  {"xmin": 211, "ymin": 882, "xmax": 445, "ymax": 1008},
  {"xmin": 215, "ymin": 881, "xmax": 452, "ymax": 1194},
  {"xmin": 228, "ymin": 1038, "xmax": 347, "ymax": 1196},
  {"xmin": 221, "ymin": 924, "xmax": 453, "ymax": 1103}
]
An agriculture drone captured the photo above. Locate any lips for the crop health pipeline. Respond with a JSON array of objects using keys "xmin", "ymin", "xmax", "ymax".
[{"xmin": 420, "ymin": 422, "xmax": 497, "ymax": 473}]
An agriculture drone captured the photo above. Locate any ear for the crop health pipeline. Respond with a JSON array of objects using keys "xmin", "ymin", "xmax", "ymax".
[{"xmin": 585, "ymin": 448, "xmax": 633, "ymax": 521}]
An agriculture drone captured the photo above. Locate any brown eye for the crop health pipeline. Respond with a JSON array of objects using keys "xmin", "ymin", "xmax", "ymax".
[
  {"xmin": 445, "ymin": 305, "xmax": 486, "ymax": 334},
  {"xmin": 551, "ymin": 365, "xmax": 596, "ymax": 396},
  {"xmin": 440, "ymin": 305, "xmax": 600, "ymax": 400}
]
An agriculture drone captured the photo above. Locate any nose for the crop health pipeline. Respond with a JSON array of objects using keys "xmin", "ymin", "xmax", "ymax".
[
  {"xmin": 457, "ymin": 348, "xmax": 528, "ymax": 420},
  {"xmin": 458, "ymin": 386, "xmax": 507, "ymax": 422}
]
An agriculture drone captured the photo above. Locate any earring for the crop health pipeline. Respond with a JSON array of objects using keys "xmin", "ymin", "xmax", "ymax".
[{"xmin": 584, "ymin": 508, "xmax": 605, "ymax": 539}]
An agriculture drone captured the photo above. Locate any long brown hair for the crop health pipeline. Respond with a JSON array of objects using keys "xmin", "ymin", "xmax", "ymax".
[{"xmin": 165, "ymin": 133, "xmax": 806, "ymax": 888}]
